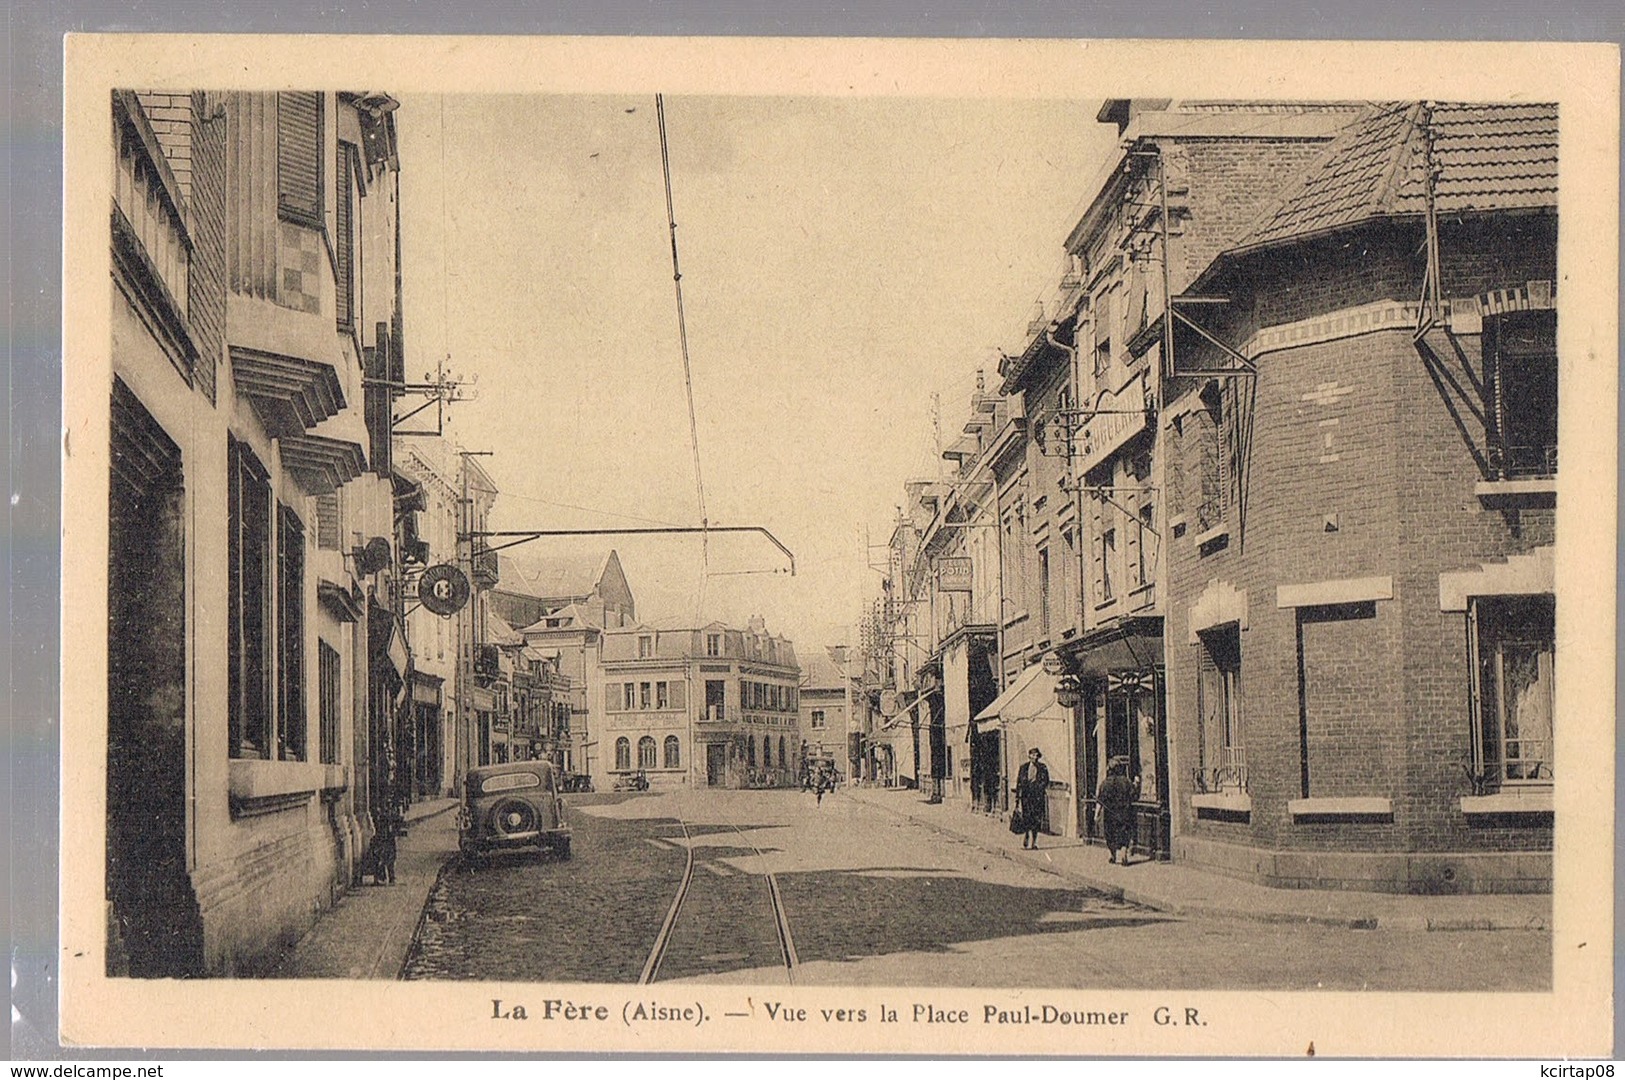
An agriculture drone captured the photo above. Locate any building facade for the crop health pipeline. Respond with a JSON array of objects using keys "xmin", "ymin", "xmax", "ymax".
[
  {"xmin": 107, "ymin": 89, "xmax": 409, "ymax": 975},
  {"xmin": 1158, "ymin": 102, "xmax": 1558, "ymax": 893},
  {"xmin": 600, "ymin": 616, "xmax": 801, "ymax": 790},
  {"xmin": 798, "ymin": 648, "xmax": 860, "ymax": 782}
]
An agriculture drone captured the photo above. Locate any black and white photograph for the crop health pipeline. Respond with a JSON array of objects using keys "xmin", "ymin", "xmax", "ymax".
[{"xmin": 60, "ymin": 35, "xmax": 1616, "ymax": 1056}]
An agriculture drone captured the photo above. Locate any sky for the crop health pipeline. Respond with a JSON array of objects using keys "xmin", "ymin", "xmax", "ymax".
[{"xmin": 396, "ymin": 93, "xmax": 1121, "ymax": 650}]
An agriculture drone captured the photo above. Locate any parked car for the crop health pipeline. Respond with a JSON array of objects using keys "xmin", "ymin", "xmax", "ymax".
[
  {"xmin": 458, "ymin": 761, "xmax": 571, "ymax": 862},
  {"xmin": 560, "ymin": 773, "xmax": 594, "ymax": 794}
]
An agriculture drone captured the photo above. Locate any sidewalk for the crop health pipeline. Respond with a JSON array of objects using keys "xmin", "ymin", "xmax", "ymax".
[
  {"xmin": 262, "ymin": 797, "xmax": 459, "ymax": 979},
  {"xmin": 845, "ymin": 785, "xmax": 1550, "ymax": 932}
]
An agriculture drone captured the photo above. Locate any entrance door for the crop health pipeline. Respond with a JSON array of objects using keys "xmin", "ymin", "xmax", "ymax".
[
  {"xmin": 705, "ymin": 742, "xmax": 726, "ymax": 786},
  {"xmin": 107, "ymin": 380, "xmax": 200, "ymax": 976}
]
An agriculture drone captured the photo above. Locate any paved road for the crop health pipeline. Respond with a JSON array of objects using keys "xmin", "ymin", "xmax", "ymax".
[{"xmin": 403, "ymin": 786, "xmax": 1550, "ymax": 991}]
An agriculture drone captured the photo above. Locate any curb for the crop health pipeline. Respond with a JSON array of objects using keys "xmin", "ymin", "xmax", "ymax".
[{"xmin": 863, "ymin": 795, "xmax": 1549, "ymax": 934}]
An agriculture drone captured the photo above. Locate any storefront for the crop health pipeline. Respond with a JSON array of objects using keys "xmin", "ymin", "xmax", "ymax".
[
  {"xmin": 974, "ymin": 662, "xmax": 1077, "ymax": 837},
  {"xmin": 1064, "ymin": 617, "xmax": 1168, "ymax": 859}
]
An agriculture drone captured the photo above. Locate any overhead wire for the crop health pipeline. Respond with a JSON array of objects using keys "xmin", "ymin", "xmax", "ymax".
[{"xmin": 655, "ymin": 93, "xmax": 712, "ymax": 621}]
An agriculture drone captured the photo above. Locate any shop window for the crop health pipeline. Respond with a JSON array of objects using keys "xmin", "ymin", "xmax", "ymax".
[
  {"xmin": 227, "ymin": 436, "xmax": 273, "ymax": 758},
  {"xmin": 1471, "ymin": 595, "xmax": 1555, "ymax": 785},
  {"xmin": 1484, "ymin": 311, "xmax": 1557, "ymax": 480},
  {"xmin": 779, "ymin": 736, "xmax": 787, "ymax": 768},
  {"xmin": 638, "ymin": 736, "xmax": 657, "ymax": 770},
  {"xmin": 664, "ymin": 735, "xmax": 681, "ymax": 769},
  {"xmin": 1195, "ymin": 624, "xmax": 1244, "ymax": 791},
  {"xmin": 746, "ymin": 736, "xmax": 756, "ymax": 767},
  {"xmin": 615, "ymin": 737, "xmax": 631, "ymax": 771},
  {"xmin": 763, "ymin": 736, "xmax": 773, "ymax": 768},
  {"xmin": 276, "ymin": 92, "xmax": 322, "ymax": 227}
]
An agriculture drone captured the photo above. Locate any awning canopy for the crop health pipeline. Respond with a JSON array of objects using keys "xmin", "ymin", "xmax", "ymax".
[
  {"xmin": 1065, "ymin": 616, "xmax": 1164, "ymax": 678},
  {"xmin": 974, "ymin": 663, "xmax": 1066, "ymax": 725}
]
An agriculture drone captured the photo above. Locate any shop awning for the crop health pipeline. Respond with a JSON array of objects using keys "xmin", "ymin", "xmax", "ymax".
[
  {"xmin": 974, "ymin": 664, "xmax": 1066, "ymax": 726},
  {"xmin": 1066, "ymin": 616, "xmax": 1164, "ymax": 677}
]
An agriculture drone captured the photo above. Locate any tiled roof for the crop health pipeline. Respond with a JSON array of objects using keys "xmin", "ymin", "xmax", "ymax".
[{"xmin": 1238, "ymin": 101, "xmax": 1557, "ymax": 249}]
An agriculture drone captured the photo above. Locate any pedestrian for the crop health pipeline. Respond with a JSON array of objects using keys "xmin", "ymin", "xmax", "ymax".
[
  {"xmin": 1097, "ymin": 755, "xmax": 1141, "ymax": 864},
  {"xmin": 815, "ymin": 765, "xmax": 834, "ymax": 805},
  {"xmin": 1013, "ymin": 747, "xmax": 1049, "ymax": 849}
]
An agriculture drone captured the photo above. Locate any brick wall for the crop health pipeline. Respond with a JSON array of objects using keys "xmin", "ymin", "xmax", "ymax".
[
  {"xmin": 1164, "ymin": 212, "xmax": 1556, "ymax": 880},
  {"xmin": 136, "ymin": 91, "xmax": 193, "ymax": 201},
  {"xmin": 187, "ymin": 91, "xmax": 226, "ymax": 404}
]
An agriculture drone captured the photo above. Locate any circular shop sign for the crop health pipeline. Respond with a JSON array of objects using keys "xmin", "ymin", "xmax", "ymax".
[{"xmin": 419, "ymin": 563, "xmax": 471, "ymax": 616}]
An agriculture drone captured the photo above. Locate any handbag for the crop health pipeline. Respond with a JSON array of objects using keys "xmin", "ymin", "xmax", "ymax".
[{"xmin": 1008, "ymin": 808, "xmax": 1026, "ymax": 834}]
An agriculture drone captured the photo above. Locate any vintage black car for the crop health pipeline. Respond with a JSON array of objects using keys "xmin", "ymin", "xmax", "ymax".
[{"xmin": 458, "ymin": 761, "xmax": 572, "ymax": 862}]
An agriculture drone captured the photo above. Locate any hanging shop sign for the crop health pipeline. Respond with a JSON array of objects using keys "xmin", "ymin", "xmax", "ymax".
[
  {"xmin": 419, "ymin": 563, "xmax": 471, "ymax": 616},
  {"xmin": 936, "ymin": 556, "xmax": 974, "ymax": 593},
  {"xmin": 879, "ymin": 689, "xmax": 899, "ymax": 717}
]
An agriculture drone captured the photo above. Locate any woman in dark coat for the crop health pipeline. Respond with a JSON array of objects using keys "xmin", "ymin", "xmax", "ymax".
[
  {"xmin": 1097, "ymin": 755, "xmax": 1140, "ymax": 864},
  {"xmin": 1014, "ymin": 747, "xmax": 1050, "ymax": 850}
]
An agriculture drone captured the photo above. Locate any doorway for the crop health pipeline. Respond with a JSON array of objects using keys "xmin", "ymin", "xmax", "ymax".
[
  {"xmin": 107, "ymin": 379, "xmax": 200, "ymax": 976},
  {"xmin": 705, "ymin": 742, "xmax": 726, "ymax": 786}
]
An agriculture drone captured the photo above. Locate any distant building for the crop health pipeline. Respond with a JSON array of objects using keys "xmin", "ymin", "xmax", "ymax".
[
  {"xmin": 600, "ymin": 616, "xmax": 801, "ymax": 790},
  {"xmin": 491, "ymin": 550, "xmax": 636, "ymax": 633},
  {"xmin": 799, "ymin": 648, "xmax": 859, "ymax": 780}
]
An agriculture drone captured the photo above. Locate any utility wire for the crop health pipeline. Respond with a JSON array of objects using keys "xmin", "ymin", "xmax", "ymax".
[{"xmin": 656, "ymin": 93, "xmax": 711, "ymax": 620}]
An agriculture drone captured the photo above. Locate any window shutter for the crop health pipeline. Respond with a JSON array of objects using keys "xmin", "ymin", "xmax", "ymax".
[
  {"xmin": 335, "ymin": 143, "xmax": 355, "ymax": 330},
  {"xmin": 277, "ymin": 92, "xmax": 322, "ymax": 225}
]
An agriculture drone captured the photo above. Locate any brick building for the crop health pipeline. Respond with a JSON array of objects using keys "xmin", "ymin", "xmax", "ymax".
[
  {"xmin": 106, "ymin": 89, "xmax": 410, "ymax": 974},
  {"xmin": 1159, "ymin": 102, "xmax": 1558, "ymax": 892}
]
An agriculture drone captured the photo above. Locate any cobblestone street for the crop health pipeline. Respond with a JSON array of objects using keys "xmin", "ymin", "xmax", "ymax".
[{"xmin": 400, "ymin": 787, "xmax": 1551, "ymax": 990}]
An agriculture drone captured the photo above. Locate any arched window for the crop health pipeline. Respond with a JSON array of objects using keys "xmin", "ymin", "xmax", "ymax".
[
  {"xmin": 615, "ymin": 737, "xmax": 631, "ymax": 771},
  {"xmin": 664, "ymin": 735, "xmax": 681, "ymax": 769},
  {"xmin": 762, "ymin": 735, "xmax": 772, "ymax": 768},
  {"xmin": 746, "ymin": 736, "xmax": 756, "ymax": 767},
  {"xmin": 779, "ymin": 736, "xmax": 787, "ymax": 768},
  {"xmin": 638, "ymin": 736, "xmax": 658, "ymax": 769}
]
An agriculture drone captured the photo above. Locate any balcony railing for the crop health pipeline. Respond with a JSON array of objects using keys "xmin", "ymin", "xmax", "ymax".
[
  {"xmin": 1192, "ymin": 745, "xmax": 1248, "ymax": 793},
  {"xmin": 1488, "ymin": 442, "xmax": 1557, "ymax": 481}
]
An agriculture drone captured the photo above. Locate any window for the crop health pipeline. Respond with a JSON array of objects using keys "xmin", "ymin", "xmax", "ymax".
[
  {"xmin": 639, "ymin": 682, "xmax": 652, "ymax": 710},
  {"xmin": 335, "ymin": 142, "xmax": 357, "ymax": 332},
  {"xmin": 318, "ymin": 641, "xmax": 340, "ymax": 765},
  {"xmin": 746, "ymin": 736, "xmax": 756, "ymax": 767},
  {"xmin": 1196, "ymin": 624, "xmax": 1244, "ymax": 790},
  {"xmin": 706, "ymin": 633, "xmax": 721, "ymax": 657},
  {"xmin": 1471, "ymin": 595, "xmax": 1555, "ymax": 784},
  {"xmin": 638, "ymin": 635, "xmax": 653, "ymax": 658},
  {"xmin": 227, "ymin": 437, "xmax": 272, "ymax": 758},
  {"xmin": 1038, "ymin": 546, "xmax": 1051, "ymax": 637},
  {"xmin": 1484, "ymin": 311, "xmax": 1557, "ymax": 479},
  {"xmin": 811, "ymin": 710, "xmax": 826, "ymax": 730},
  {"xmin": 615, "ymin": 737, "xmax": 631, "ymax": 771},
  {"xmin": 276, "ymin": 92, "xmax": 322, "ymax": 227},
  {"xmin": 623, "ymin": 682, "xmax": 635, "ymax": 711},
  {"xmin": 1136, "ymin": 503, "xmax": 1156, "ymax": 587},
  {"xmin": 1100, "ymin": 528, "xmax": 1117, "ymax": 602},
  {"xmin": 638, "ymin": 736, "xmax": 658, "ymax": 770},
  {"xmin": 664, "ymin": 735, "xmax": 681, "ymax": 769},
  {"xmin": 779, "ymin": 736, "xmax": 787, "ymax": 767},
  {"xmin": 706, "ymin": 680, "xmax": 725, "ymax": 720},
  {"xmin": 657, "ymin": 681, "xmax": 670, "ymax": 709},
  {"xmin": 1092, "ymin": 289, "xmax": 1113, "ymax": 380},
  {"xmin": 277, "ymin": 505, "xmax": 306, "ymax": 761},
  {"xmin": 763, "ymin": 736, "xmax": 773, "ymax": 768}
]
